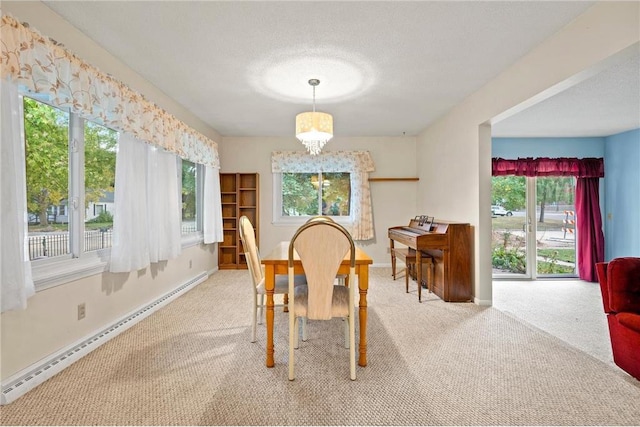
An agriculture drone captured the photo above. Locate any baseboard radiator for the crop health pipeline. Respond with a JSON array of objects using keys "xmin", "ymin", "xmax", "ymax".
[{"xmin": 1, "ymin": 271, "xmax": 209, "ymax": 405}]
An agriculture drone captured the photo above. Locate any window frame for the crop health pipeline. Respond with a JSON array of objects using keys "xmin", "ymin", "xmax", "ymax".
[
  {"xmin": 179, "ymin": 158, "xmax": 205, "ymax": 246},
  {"xmin": 272, "ymin": 171, "xmax": 352, "ymax": 227}
]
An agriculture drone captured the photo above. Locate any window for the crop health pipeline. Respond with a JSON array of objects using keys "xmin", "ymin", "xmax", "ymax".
[
  {"xmin": 276, "ymin": 172, "xmax": 351, "ymax": 223},
  {"xmin": 180, "ymin": 159, "xmax": 203, "ymax": 235},
  {"xmin": 23, "ymin": 96, "xmax": 118, "ymax": 271},
  {"xmin": 24, "ymin": 97, "xmax": 70, "ymax": 259},
  {"xmin": 84, "ymin": 119, "xmax": 117, "ymax": 253}
]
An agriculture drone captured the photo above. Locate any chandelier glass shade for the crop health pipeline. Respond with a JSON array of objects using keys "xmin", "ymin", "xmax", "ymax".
[{"xmin": 295, "ymin": 79, "xmax": 333, "ymax": 155}]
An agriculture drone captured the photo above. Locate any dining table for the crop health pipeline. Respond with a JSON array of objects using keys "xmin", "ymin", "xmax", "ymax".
[{"xmin": 261, "ymin": 241, "xmax": 373, "ymax": 368}]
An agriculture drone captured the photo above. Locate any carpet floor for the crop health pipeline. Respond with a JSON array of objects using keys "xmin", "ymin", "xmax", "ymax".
[{"xmin": 1, "ymin": 268, "xmax": 639, "ymax": 425}]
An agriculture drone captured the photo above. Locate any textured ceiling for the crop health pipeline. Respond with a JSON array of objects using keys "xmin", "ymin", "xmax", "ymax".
[{"xmin": 41, "ymin": 1, "xmax": 638, "ymax": 138}]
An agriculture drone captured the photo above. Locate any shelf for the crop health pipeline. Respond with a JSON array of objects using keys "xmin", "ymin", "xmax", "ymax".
[{"xmin": 218, "ymin": 173, "xmax": 259, "ymax": 270}]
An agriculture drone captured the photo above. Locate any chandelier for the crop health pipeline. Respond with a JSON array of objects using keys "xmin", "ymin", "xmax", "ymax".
[{"xmin": 295, "ymin": 79, "xmax": 333, "ymax": 155}]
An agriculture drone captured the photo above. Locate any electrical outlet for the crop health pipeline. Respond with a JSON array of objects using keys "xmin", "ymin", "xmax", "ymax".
[
  {"xmin": 189, "ymin": 260, "xmax": 193, "ymax": 269},
  {"xmin": 77, "ymin": 303, "xmax": 86, "ymax": 320}
]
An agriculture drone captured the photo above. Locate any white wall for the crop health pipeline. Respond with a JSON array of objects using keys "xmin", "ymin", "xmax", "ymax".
[
  {"xmin": 416, "ymin": 2, "xmax": 640, "ymax": 305},
  {"xmin": 1, "ymin": 244, "xmax": 216, "ymax": 379},
  {"xmin": 219, "ymin": 136, "xmax": 417, "ymax": 264}
]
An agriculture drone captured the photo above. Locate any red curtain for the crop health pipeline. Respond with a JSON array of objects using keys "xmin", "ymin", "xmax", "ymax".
[
  {"xmin": 492, "ymin": 157, "xmax": 605, "ymax": 281},
  {"xmin": 492, "ymin": 157, "xmax": 604, "ymax": 177},
  {"xmin": 575, "ymin": 178, "xmax": 605, "ymax": 281}
]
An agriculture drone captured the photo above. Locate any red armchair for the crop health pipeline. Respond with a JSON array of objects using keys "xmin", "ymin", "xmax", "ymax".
[{"xmin": 596, "ymin": 257, "xmax": 640, "ymax": 380}]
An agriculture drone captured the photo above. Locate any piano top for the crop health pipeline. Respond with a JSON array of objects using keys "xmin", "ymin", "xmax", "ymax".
[
  {"xmin": 390, "ymin": 219, "xmax": 445, "ymax": 234},
  {"xmin": 389, "ymin": 218, "xmax": 471, "ymax": 242}
]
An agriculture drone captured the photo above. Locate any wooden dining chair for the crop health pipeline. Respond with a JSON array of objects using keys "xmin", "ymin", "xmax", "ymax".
[
  {"xmin": 288, "ymin": 219, "xmax": 357, "ymax": 381},
  {"xmin": 238, "ymin": 216, "xmax": 305, "ymax": 343}
]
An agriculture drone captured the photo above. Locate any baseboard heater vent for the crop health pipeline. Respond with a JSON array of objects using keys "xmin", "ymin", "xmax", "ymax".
[{"xmin": 1, "ymin": 271, "xmax": 209, "ymax": 405}]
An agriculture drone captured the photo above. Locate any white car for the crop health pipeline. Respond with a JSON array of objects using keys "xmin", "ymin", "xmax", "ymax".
[{"xmin": 491, "ymin": 205, "xmax": 513, "ymax": 216}]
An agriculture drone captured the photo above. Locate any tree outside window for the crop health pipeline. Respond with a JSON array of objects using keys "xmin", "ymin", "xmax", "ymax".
[{"xmin": 282, "ymin": 172, "xmax": 350, "ymax": 217}]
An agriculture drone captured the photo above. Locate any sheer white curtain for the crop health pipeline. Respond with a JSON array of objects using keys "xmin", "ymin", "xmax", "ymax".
[
  {"xmin": 203, "ymin": 166, "xmax": 224, "ymax": 244},
  {"xmin": 109, "ymin": 133, "xmax": 182, "ymax": 273},
  {"xmin": 110, "ymin": 134, "xmax": 150, "ymax": 272},
  {"xmin": 147, "ymin": 148, "xmax": 181, "ymax": 263},
  {"xmin": 110, "ymin": 134, "xmax": 183, "ymax": 273},
  {"xmin": 1, "ymin": 78, "xmax": 35, "ymax": 312}
]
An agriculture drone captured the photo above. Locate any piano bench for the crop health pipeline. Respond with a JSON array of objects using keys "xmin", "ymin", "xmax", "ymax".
[{"xmin": 392, "ymin": 247, "xmax": 434, "ymax": 300}]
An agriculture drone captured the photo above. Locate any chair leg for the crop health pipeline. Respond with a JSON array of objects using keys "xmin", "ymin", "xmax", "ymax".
[
  {"xmin": 301, "ymin": 317, "xmax": 308, "ymax": 342},
  {"xmin": 251, "ymin": 296, "xmax": 258, "ymax": 343},
  {"xmin": 349, "ymin": 314, "xmax": 356, "ymax": 380},
  {"xmin": 294, "ymin": 316, "xmax": 300, "ymax": 349},
  {"xmin": 289, "ymin": 311, "xmax": 295, "ymax": 381},
  {"xmin": 344, "ymin": 318, "xmax": 349, "ymax": 349},
  {"xmin": 258, "ymin": 294, "xmax": 264, "ymax": 325}
]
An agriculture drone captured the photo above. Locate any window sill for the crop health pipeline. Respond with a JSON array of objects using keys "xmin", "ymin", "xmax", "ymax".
[
  {"xmin": 33, "ymin": 234, "xmax": 205, "ymax": 291},
  {"xmin": 33, "ymin": 250, "xmax": 110, "ymax": 291}
]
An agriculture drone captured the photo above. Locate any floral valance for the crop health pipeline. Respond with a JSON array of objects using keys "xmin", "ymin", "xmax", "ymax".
[
  {"xmin": 492, "ymin": 157, "xmax": 604, "ymax": 178},
  {"xmin": 1, "ymin": 14, "xmax": 219, "ymax": 168},
  {"xmin": 271, "ymin": 151, "xmax": 375, "ymax": 173}
]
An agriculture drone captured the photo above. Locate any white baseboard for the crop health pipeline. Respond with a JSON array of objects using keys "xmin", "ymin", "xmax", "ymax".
[
  {"xmin": 474, "ymin": 297, "xmax": 492, "ymax": 306},
  {"xmin": 1, "ymin": 271, "xmax": 209, "ymax": 405}
]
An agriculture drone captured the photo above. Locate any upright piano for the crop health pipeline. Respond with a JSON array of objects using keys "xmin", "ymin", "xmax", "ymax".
[{"xmin": 388, "ymin": 217, "xmax": 472, "ymax": 302}]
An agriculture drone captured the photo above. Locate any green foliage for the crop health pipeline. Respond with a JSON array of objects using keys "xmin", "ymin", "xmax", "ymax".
[
  {"xmin": 321, "ymin": 172, "xmax": 350, "ymax": 216},
  {"xmin": 282, "ymin": 173, "xmax": 320, "ymax": 216},
  {"xmin": 24, "ymin": 98, "xmax": 117, "ymax": 225},
  {"xmin": 491, "ymin": 176, "xmax": 525, "ymax": 211},
  {"xmin": 84, "ymin": 121, "xmax": 117, "ymax": 206},
  {"xmin": 282, "ymin": 172, "xmax": 351, "ymax": 217},
  {"xmin": 87, "ymin": 210, "xmax": 113, "ymax": 224},
  {"xmin": 492, "ymin": 231, "xmax": 526, "ymax": 273},
  {"xmin": 536, "ymin": 177, "xmax": 574, "ymax": 223},
  {"xmin": 537, "ymin": 249, "xmax": 575, "ymax": 274},
  {"xmin": 24, "ymin": 97, "xmax": 69, "ymax": 226},
  {"xmin": 182, "ymin": 160, "xmax": 197, "ymax": 220},
  {"xmin": 537, "ymin": 248, "xmax": 575, "ymax": 263},
  {"xmin": 492, "ymin": 245, "xmax": 526, "ymax": 274}
]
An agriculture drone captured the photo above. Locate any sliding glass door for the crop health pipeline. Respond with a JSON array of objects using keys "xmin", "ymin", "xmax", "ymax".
[
  {"xmin": 534, "ymin": 177, "xmax": 577, "ymax": 277},
  {"xmin": 492, "ymin": 176, "xmax": 577, "ymax": 279}
]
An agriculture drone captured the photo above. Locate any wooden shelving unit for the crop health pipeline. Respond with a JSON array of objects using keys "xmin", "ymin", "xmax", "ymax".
[{"xmin": 219, "ymin": 173, "xmax": 259, "ymax": 269}]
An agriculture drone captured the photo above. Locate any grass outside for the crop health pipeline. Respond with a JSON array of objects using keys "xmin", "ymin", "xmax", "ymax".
[
  {"xmin": 491, "ymin": 216, "xmax": 565, "ymax": 231},
  {"xmin": 538, "ymin": 248, "xmax": 575, "ymax": 263}
]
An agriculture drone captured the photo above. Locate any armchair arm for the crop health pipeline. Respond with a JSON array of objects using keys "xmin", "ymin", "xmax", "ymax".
[{"xmin": 596, "ymin": 262, "xmax": 611, "ymax": 313}]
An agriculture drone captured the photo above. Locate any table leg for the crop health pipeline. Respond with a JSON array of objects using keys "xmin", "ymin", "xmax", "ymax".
[
  {"xmin": 357, "ymin": 265, "xmax": 369, "ymax": 367},
  {"xmin": 265, "ymin": 264, "xmax": 275, "ymax": 368}
]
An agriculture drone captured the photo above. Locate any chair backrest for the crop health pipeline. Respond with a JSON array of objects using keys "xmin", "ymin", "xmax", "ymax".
[
  {"xmin": 289, "ymin": 220, "xmax": 355, "ymax": 320},
  {"xmin": 305, "ymin": 215, "xmax": 335, "ymax": 223},
  {"xmin": 239, "ymin": 216, "xmax": 262, "ymax": 288},
  {"xmin": 606, "ymin": 257, "xmax": 640, "ymax": 313}
]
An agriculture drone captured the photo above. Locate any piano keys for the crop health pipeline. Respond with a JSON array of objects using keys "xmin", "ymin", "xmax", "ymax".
[{"xmin": 388, "ymin": 218, "xmax": 472, "ymax": 302}]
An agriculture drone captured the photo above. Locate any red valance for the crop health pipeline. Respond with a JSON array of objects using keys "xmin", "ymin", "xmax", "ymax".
[{"xmin": 492, "ymin": 157, "xmax": 604, "ymax": 178}]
